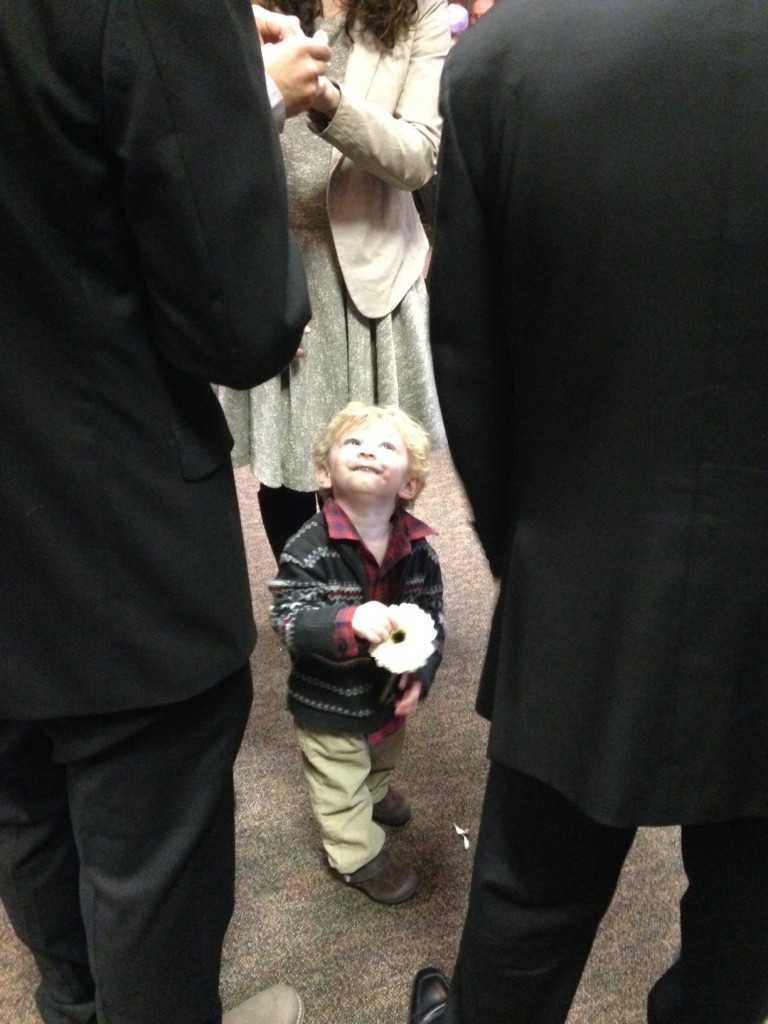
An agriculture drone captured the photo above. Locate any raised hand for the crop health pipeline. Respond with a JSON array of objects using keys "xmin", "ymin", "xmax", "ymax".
[{"xmin": 262, "ymin": 35, "xmax": 331, "ymax": 117}]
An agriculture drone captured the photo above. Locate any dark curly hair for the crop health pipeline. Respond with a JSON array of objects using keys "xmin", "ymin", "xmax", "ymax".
[{"xmin": 269, "ymin": 0, "xmax": 419, "ymax": 51}]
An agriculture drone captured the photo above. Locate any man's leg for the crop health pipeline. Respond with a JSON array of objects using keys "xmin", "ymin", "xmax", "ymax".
[
  {"xmin": 444, "ymin": 764, "xmax": 636, "ymax": 1024},
  {"xmin": 57, "ymin": 665, "xmax": 252, "ymax": 1024},
  {"xmin": 648, "ymin": 817, "xmax": 768, "ymax": 1024},
  {"xmin": 0, "ymin": 722, "xmax": 96, "ymax": 1024}
]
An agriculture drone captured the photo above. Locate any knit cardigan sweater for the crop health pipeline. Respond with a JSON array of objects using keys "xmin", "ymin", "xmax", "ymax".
[{"xmin": 269, "ymin": 511, "xmax": 444, "ymax": 734}]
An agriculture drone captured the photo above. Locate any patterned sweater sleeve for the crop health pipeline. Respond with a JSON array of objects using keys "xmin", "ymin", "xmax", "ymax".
[
  {"xmin": 397, "ymin": 536, "xmax": 444, "ymax": 696},
  {"xmin": 412, "ymin": 542, "xmax": 445, "ymax": 694},
  {"xmin": 268, "ymin": 524, "xmax": 362, "ymax": 659}
]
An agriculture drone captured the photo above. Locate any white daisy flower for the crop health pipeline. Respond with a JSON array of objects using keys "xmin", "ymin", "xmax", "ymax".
[{"xmin": 370, "ymin": 603, "xmax": 437, "ymax": 676}]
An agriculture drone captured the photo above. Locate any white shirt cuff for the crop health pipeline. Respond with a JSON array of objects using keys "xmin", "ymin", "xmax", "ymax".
[{"xmin": 265, "ymin": 73, "xmax": 286, "ymax": 134}]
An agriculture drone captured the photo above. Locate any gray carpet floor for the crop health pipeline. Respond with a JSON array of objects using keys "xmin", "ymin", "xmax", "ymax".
[{"xmin": 0, "ymin": 449, "xmax": 686, "ymax": 1023}]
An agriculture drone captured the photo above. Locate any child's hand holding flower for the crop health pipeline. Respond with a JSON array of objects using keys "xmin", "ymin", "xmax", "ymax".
[
  {"xmin": 352, "ymin": 601, "xmax": 399, "ymax": 644},
  {"xmin": 370, "ymin": 603, "xmax": 438, "ymax": 703}
]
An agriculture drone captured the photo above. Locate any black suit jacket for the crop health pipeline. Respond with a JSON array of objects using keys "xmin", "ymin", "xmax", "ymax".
[
  {"xmin": 0, "ymin": 1, "xmax": 310, "ymax": 717},
  {"xmin": 430, "ymin": 0, "xmax": 768, "ymax": 825}
]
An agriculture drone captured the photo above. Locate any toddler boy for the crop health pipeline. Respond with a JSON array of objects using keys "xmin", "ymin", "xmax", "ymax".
[{"xmin": 269, "ymin": 402, "xmax": 444, "ymax": 904}]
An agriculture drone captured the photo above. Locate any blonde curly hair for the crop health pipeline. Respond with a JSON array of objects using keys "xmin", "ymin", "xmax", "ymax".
[{"xmin": 313, "ymin": 402, "xmax": 431, "ymax": 507}]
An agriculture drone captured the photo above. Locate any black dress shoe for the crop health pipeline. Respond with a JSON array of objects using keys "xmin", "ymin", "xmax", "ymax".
[{"xmin": 410, "ymin": 966, "xmax": 449, "ymax": 1024}]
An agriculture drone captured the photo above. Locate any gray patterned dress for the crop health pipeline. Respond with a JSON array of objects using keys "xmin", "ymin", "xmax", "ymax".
[{"xmin": 216, "ymin": 17, "xmax": 445, "ymax": 492}]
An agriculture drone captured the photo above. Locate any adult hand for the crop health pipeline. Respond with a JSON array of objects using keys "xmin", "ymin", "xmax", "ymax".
[
  {"xmin": 251, "ymin": 4, "xmax": 303, "ymax": 44},
  {"xmin": 352, "ymin": 602, "xmax": 399, "ymax": 645},
  {"xmin": 262, "ymin": 36, "xmax": 331, "ymax": 117},
  {"xmin": 310, "ymin": 75, "xmax": 341, "ymax": 118}
]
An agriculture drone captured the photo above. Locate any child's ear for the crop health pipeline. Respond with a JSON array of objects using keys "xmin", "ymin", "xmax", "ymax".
[
  {"xmin": 398, "ymin": 477, "xmax": 421, "ymax": 502},
  {"xmin": 316, "ymin": 464, "xmax": 331, "ymax": 491}
]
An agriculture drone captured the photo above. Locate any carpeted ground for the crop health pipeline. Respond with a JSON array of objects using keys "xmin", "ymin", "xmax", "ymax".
[{"xmin": 0, "ymin": 449, "xmax": 687, "ymax": 1024}]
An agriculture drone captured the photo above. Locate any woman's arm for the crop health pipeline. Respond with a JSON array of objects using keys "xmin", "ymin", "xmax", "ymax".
[{"xmin": 308, "ymin": 0, "xmax": 449, "ymax": 190}]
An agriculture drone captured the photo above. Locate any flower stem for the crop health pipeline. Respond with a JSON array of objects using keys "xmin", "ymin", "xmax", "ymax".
[{"xmin": 379, "ymin": 671, "xmax": 398, "ymax": 704}]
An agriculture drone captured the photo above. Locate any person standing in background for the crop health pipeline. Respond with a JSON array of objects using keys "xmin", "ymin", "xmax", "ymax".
[
  {"xmin": 0, "ymin": 3, "xmax": 327, "ymax": 1023},
  {"xmin": 414, "ymin": 0, "xmax": 768, "ymax": 1022},
  {"xmin": 217, "ymin": 0, "xmax": 449, "ymax": 563}
]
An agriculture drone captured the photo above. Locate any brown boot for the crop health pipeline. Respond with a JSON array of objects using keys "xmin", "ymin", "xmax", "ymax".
[
  {"xmin": 372, "ymin": 785, "xmax": 412, "ymax": 826},
  {"xmin": 336, "ymin": 848, "xmax": 417, "ymax": 904}
]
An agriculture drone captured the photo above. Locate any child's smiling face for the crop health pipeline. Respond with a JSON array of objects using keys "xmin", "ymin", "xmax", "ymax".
[{"xmin": 316, "ymin": 421, "xmax": 419, "ymax": 507}]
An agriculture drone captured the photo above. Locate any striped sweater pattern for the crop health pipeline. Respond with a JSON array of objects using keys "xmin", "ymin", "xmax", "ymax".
[{"xmin": 269, "ymin": 512, "xmax": 444, "ymax": 734}]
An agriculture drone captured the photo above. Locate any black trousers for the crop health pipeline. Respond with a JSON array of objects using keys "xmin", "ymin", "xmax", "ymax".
[
  {"xmin": 0, "ymin": 666, "xmax": 253, "ymax": 1024},
  {"xmin": 256, "ymin": 484, "xmax": 317, "ymax": 563},
  {"xmin": 445, "ymin": 763, "xmax": 768, "ymax": 1024}
]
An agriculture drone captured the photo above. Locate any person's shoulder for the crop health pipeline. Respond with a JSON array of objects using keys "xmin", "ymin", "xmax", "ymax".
[
  {"xmin": 417, "ymin": 0, "xmax": 448, "ymax": 16},
  {"xmin": 280, "ymin": 511, "xmax": 329, "ymax": 558},
  {"xmin": 422, "ymin": 536, "xmax": 442, "ymax": 567},
  {"xmin": 406, "ymin": 524, "xmax": 442, "ymax": 567}
]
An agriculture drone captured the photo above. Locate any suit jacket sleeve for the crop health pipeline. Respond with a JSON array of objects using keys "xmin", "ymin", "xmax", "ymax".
[
  {"xmin": 428, "ymin": 51, "xmax": 514, "ymax": 576},
  {"xmin": 104, "ymin": 0, "xmax": 309, "ymax": 388},
  {"xmin": 309, "ymin": 0, "xmax": 449, "ymax": 190}
]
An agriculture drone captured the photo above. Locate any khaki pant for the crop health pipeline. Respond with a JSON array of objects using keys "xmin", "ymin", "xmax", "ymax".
[{"xmin": 295, "ymin": 724, "xmax": 406, "ymax": 874}]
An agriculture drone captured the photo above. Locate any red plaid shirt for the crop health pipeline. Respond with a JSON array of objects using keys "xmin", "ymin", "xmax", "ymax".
[
  {"xmin": 324, "ymin": 499, "xmax": 436, "ymax": 742},
  {"xmin": 324, "ymin": 498, "xmax": 436, "ymax": 656}
]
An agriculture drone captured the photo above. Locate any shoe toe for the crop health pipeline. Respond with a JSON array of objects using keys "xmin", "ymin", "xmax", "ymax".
[
  {"xmin": 410, "ymin": 966, "xmax": 449, "ymax": 1023},
  {"xmin": 222, "ymin": 983, "xmax": 303, "ymax": 1024},
  {"xmin": 338, "ymin": 849, "xmax": 418, "ymax": 904}
]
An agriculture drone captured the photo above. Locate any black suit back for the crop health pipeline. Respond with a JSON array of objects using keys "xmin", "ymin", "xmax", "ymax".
[
  {"xmin": 0, "ymin": 1, "xmax": 309, "ymax": 716},
  {"xmin": 431, "ymin": 0, "xmax": 768, "ymax": 824}
]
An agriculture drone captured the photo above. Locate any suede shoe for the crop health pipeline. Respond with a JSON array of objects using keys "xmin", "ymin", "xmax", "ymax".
[
  {"xmin": 410, "ymin": 966, "xmax": 449, "ymax": 1024},
  {"xmin": 372, "ymin": 785, "xmax": 412, "ymax": 826},
  {"xmin": 337, "ymin": 848, "xmax": 418, "ymax": 904},
  {"xmin": 222, "ymin": 984, "xmax": 304, "ymax": 1024}
]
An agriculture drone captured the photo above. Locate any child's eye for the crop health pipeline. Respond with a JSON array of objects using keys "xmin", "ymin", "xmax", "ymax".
[
  {"xmin": 380, "ymin": 442, "xmax": 396, "ymax": 451},
  {"xmin": 343, "ymin": 436, "xmax": 361, "ymax": 446}
]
